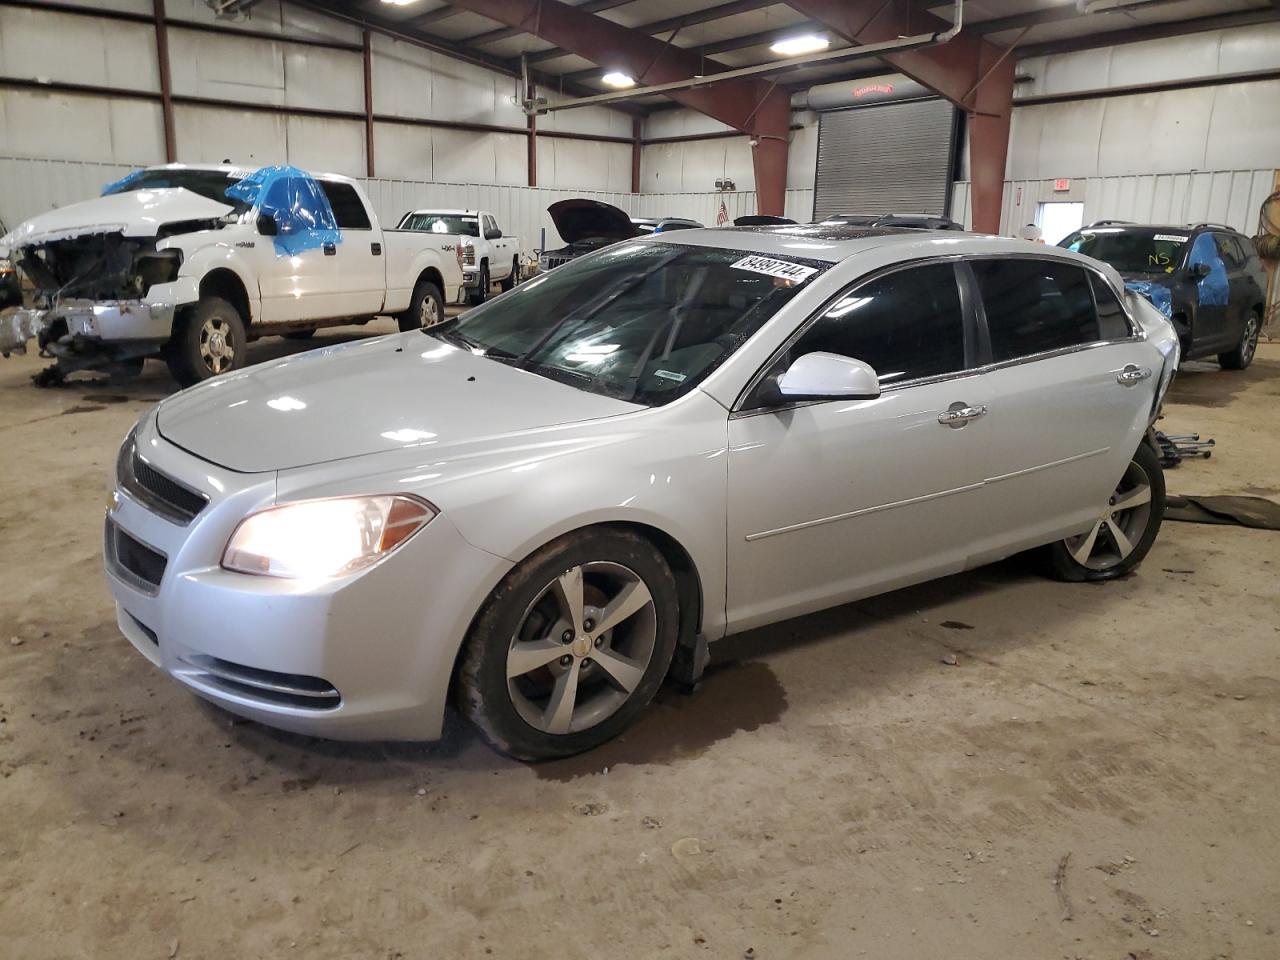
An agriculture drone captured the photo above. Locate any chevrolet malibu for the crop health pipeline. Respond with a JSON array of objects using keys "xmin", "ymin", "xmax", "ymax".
[{"xmin": 105, "ymin": 225, "xmax": 1179, "ymax": 760}]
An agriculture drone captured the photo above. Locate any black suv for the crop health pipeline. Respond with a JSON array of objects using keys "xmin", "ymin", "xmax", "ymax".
[{"xmin": 1061, "ymin": 221, "xmax": 1266, "ymax": 370}]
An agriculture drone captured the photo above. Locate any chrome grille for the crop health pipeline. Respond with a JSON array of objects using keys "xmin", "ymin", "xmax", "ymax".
[
  {"xmin": 540, "ymin": 253, "xmax": 575, "ymax": 271},
  {"xmin": 180, "ymin": 655, "xmax": 341, "ymax": 710},
  {"xmin": 117, "ymin": 434, "xmax": 208, "ymax": 525},
  {"xmin": 105, "ymin": 518, "xmax": 167, "ymax": 595}
]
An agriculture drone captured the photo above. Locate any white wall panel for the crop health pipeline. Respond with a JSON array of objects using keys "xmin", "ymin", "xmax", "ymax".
[
  {"xmin": 371, "ymin": 33, "xmax": 526, "ymax": 130},
  {"xmin": 1205, "ymin": 80, "xmax": 1280, "ymax": 171},
  {"xmin": 166, "ymin": 0, "xmax": 361, "ymax": 45},
  {"xmin": 540, "ymin": 92, "xmax": 633, "ymax": 140},
  {"xmin": 949, "ymin": 169, "xmax": 1276, "ymax": 237},
  {"xmin": 536, "ymin": 138, "xmax": 631, "ymax": 192},
  {"xmin": 0, "ymin": 90, "xmax": 164, "ymax": 165},
  {"xmin": 0, "ymin": 6, "xmax": 159, "ymax": 92},
  {"xmin": 172, "ymin": 104, "xmax": 286, "ymax": 167},
  {"xmin": 437, "ymin": 128, "xmax": 527, "ymax": 186},
  {"xmin": 633, "ymin": 189, "xmax": 814, "ymax": 227},
  {"xmin": 644, "ymin": 109, "xmax": 735, "ymax": 140},
  {"xmin": 285, "ymin": 116, "xmax": 366, "ymax": 178},
  {"xmin": 373, "ymin": 123, "xmax": 434, "ymax": 181}
]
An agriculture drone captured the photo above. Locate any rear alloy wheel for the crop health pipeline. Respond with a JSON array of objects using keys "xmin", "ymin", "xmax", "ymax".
[
  {"xmin": 1219, "ymin": 310, "xmax": 1261, "ymax": 370},
  {"xmin": 397, "ymin": 279, "xmax": 444, "ymax": 332},
  {"xmin": 458, "ymin": 529, "xmax": 678, "ymax": 760},
  {"xmin": 1045, "ymin": 441, "xmax": 1165, "ymax": 581}
]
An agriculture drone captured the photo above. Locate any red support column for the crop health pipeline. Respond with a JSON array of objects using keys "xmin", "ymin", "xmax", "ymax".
[
  {"xmin": 152, "ymin": 0, "xmax": 176, "ymax": 162},
  {"xmin": 967, "ymin": 55, "xmax": 1015, "ymax": 234},
  {"xmin": 631, "ymin": 115, "xmax": 642, "ymax": 194}
]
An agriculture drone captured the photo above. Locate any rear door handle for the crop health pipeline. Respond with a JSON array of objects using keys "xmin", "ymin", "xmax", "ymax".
[
  {"xmin": 1115, "ymin": 364, "xmax": 1151, "ymax": 386},
  {"xmin": 938, "ymin": 402, "xmax": 988, "ymax": 428},
  {"xmin": 323, "ymin": 243, "xmax": 336, "ymax": 256},
  {"xmin": 371, "ymin": 242, "xmax": 382, "ymax": 256}
]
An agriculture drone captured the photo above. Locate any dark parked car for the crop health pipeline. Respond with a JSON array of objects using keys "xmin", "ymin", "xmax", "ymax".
[
  {"xmin": 821, "ymin": 213, "xmax": 964, "ymax": 231},
  {"xmin": 1061, "ymin": 222, "xmax": 1266, "ymax": 370},
  {"xmin": 536, "ymin": 199, "xmax": 639, "ymax": 273},
  {"xmin": 631, "ymin": 217, "xmax": 702, "ymax": 234}
]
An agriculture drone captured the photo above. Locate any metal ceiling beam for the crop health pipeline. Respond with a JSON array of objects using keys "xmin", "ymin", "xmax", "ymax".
[
  {"xmin": 521, "ymin": 0, "xmax": 782, "ymax": 65},
  {"xmin": 561, "ymin": 19, "xmax": 825, "ymax": 82},
  {"xmin": 442, "ymin": 0, "xmax": 795, "ymax": 213},
  {"xmin": 782, "ymin": 0, "xmax": 1013, "ymax": 233}
]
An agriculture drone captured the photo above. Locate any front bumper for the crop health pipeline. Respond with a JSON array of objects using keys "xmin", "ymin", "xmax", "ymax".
[
  {"xmin": 0, "ymin": 297, "xmax": 176, "ymax": 357},
  {"xmin": 104, "ymin": 418, "xmax": 511, "ymax": 741}
]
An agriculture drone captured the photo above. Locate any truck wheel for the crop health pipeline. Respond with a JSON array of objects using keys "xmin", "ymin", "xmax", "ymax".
[
  {"xmin": 499, "ymin": 257, "xmax": 519, "ymax": 292},
  {"xmin": 468, "ymin": 263, "xmax": 489, "ymax": 306},
  {"xmin": 165, "ymin": 296, "xmax": 247, "ymax": 387},
  {"xmin": 398, "ymin": 279, "xmax": 444, "ymax": 332}
]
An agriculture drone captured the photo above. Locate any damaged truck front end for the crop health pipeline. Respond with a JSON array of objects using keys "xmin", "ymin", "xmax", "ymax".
[{"xmin": 0, "ymin": 168, "xmax": 239, "ymax": 384}]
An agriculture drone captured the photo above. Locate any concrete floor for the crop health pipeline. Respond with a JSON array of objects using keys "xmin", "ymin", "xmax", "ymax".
[{"xmin": 0, "ymin": 324, "xmax": 1277, "ymax": 959}]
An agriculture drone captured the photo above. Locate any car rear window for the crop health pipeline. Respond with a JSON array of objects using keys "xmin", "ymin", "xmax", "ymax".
[{"xmin": 972, "ymin": 259, "xmax": 1100, "ymax": 362}]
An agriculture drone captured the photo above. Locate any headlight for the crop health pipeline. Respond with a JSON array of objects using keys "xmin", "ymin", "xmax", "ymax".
[{"xmin": 222, "ymin": 495, "xmax": 435, "ymax": 579}]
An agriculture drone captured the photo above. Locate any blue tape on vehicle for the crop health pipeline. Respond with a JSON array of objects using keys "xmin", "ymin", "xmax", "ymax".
[
  {"xmin": 1124, "ymin": 280, "xmax": 1173, "ymax": 318},
  {"xmin": 225, "ymin": 165, "xmax": 342, "ymax": 257},
  {"xmin": 1188, "ymin": 234, "xmax": 1229, "ymax": 307},
  {"xmin": 101, "ymin": 169, "xmax": 148, "ymax": 196}
]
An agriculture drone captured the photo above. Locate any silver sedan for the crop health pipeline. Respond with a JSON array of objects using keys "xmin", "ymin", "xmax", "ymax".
[{"xmin": 105, "ymin": 225, "xmax": 1179, "ymax": 760}]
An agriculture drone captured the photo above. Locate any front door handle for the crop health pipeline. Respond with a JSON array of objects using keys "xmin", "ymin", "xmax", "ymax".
[
  {"xmin": 323, "ymin": 243, "xmax": 336, "ymax": 256},
  {"xmin": 1115, "ymin": 364, "xmax": 1151, "ymax": 386},
  {"xmin": 938, "ymin": 402, "xmax": 988, "ymax": 428}
]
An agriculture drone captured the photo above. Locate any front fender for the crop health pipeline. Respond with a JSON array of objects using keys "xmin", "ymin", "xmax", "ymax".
[{"xmin": 160, "ymin": 236, "xmax": 262, "ymax": 322}]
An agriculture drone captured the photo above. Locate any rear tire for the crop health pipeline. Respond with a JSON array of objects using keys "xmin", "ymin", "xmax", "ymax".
[
  {"xmin": 1218, "ymin": 309, "xmax": 1261, "ymax": 370},
  {"xmin": 1043, "ymin": 441, "xmax": 1165, "ymax": 582},
  {"xmin": 457, "ymin": 528, "xmax": 679, "ymax": 761},
  {"xmin": 165, "ymin": 296, "xmax": 247, "ymax": 387},
  {"xmin": 499, "ymin": 257, "xmax": 519, "ymax": 292},
  {"xmin": 468, "ymin": 263, "xmax": 489, "ymax": 306},
  {"xmin": 397, "ymin": 279, "xmax": 444, "ymax": 332}
]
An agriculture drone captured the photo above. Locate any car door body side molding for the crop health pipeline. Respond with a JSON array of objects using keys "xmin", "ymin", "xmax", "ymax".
[{"xmin": 744, "ymin": 446, "xmax": 1110, "ymax": 542}]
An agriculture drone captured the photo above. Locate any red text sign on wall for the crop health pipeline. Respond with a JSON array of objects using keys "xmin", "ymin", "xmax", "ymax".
[
  {"xmin": 852, "ymin": 83, "xmax": 894, "ymax": 98},
  {"xmin": 1054, "ymin": 178, "xmax": 1071, "ymax": 191}
]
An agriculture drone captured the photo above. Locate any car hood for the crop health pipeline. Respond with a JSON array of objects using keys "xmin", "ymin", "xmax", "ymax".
[
  {"xmin": 547, "ymin": 199, "xmax": 640, "ymax": 245},
  {"xmin": 1, "ymin": 188, "xmax": 233, "ymax": 249},
  {"xmin": 155, "ymin": 333, "xmax": 644, "ymax": 472}
]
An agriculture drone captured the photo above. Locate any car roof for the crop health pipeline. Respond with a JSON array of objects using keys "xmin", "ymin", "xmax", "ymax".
[
  {"xmin": 407, "ymin": 209, "xmax": 480, "ymax": 216},
  {"xmin": 1080, "ymin": 222, "xmax": 1239, "ymax": 235}
]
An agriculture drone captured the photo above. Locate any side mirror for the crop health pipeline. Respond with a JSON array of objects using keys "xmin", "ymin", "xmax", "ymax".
[
  {"xmin": 485, "ymin": 227, "xmax": 502, "ymax": 240},
  {"xmin": 1189, "ymin": 261, "xmax": 1211, "ymax": 280},
  {"xmin": 775, "ymin": 352, "xmax": 881, "ymax": 403},
  {"xmin": 256, "ymin": 213, "xmax": 278, "ymax": 236}
]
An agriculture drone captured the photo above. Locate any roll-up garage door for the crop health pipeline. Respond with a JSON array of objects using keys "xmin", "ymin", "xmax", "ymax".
[{"xmin": 813, "ymin": 97, "xmax": 956, "ymax": 221}]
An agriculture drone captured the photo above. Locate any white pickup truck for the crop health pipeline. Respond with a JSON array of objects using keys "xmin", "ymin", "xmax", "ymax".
[
  {"xmin": 0, "ymin": 164, "xmax": 466, "ymax": 386},
  {"xmin": 396, "ymin": 209, "xmax": 519, "ymax": 305}
]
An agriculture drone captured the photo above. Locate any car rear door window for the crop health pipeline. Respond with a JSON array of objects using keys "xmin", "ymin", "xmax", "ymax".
[
  {"xmin": 789, "ymin": 262, "xmax": 966, "ymax": 385},
  {"xmin": 971, "ymin": 259, "xmax": 1099, "ymax": 362},
  {"xmin": 1089, "ymin": 273, "xmax": 1132, "ymax": 340},
  {"xmin": 319, "ymin": 181, "xmax": 372, "ymax": 230}
]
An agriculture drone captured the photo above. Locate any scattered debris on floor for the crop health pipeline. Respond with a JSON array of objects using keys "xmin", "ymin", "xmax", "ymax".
[
  {"xmin": 1155, "ymin": 430, "xmax": 1214, "ymax": 465},
  {"xmin": 1054, "ymin": 852, "xmax": 1073, "ymax": 921},
  {"xmin": 940, "ymin": 653, "xmax": 959, "ymax": 666},
  {"xmin": 940, "ymin": 620, "xmax": 975, "ymax": 630}
]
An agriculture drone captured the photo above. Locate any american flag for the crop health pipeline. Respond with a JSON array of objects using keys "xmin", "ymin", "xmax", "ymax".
[{"xmin": 716, "ymin": 200, "xmax": 729, "ymax": 226}]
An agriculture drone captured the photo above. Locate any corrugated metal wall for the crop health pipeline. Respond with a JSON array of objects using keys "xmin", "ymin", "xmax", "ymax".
[{"xmin": 948, "ymin": 169, "xmax": 1277, "ymax": 237}]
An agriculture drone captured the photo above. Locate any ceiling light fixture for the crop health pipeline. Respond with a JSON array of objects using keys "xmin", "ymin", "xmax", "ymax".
[
  {"xmin": 601, "ymin": 71, "xmax": 636, "ymax": 88},
  {"xmin": 380, "ymin": 0, "xmax": 421, "ymax": 6},
  {"xmin": 770, "ymin": 34, "xmax": 830, "ymax": 56}
]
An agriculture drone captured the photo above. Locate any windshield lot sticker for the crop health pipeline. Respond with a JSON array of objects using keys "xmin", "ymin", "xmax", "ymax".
[
  {"xmin": 731, "ymin": 255, "xmax": 818, "ymax": 284},
  {"xmin": 653, "ymin": 369, "xmax": 687, "ymax": 383},
  {"xmin": 1153, "ymin": 234, "xmax": 1188, "ymax": 243}
]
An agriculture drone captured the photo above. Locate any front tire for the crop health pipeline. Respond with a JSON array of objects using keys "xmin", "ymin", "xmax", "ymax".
[
  {"xmin": 165, "ymin": 296, "xmax": 247, "ymax": 387},
  {"xmin": 397, "ymin": 279, "xmax": 444, "ymax": 332},
  {"xmin": 468, "ymin": 263, "xmax": 489, "ymax": 306},
  {"xmin": 499, "ymin": 257, "xmax": 519, "ymax": 292},
  {"xmin": 1218, "ymin": 309, "xmax": 1261, "ymax": 370},
  {"xmin": 457, "ymin": 528, "xmax": 679, "ymax": 761},
  {"xmin": 1044, "ymin": 441, "xmax": 1165, "ymax": 581}
]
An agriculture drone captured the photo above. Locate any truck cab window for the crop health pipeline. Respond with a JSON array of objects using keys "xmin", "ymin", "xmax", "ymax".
[{"xmin": 319, "ymin": 181, "xmax": 372, "ymax": 230}]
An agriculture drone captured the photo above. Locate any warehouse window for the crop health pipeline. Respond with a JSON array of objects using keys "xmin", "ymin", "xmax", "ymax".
[
  {"xmin": 318, "ymin": 181, "xmax": 372, "ymax": 230},
  {"xmin": 972, "ymin": 259, "xmax": 1099, "ymax": 362},
  {"xmin": 788, "ymin": 262, "xmax": 965, "ymax": 385}
]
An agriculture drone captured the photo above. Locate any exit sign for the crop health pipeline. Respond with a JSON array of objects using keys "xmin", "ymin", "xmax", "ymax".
[{"xmin": 1053, "ymin": 178, "xmax": 1071, "ymax": 191}]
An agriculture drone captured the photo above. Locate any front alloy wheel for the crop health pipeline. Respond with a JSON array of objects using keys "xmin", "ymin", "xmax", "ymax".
[
  {"xmin": 1045, "ymin": 441, "xmax": 1165, "ymax": 581},
  {"xmin": 458, "ymin": 528, "xmax": 678, "ymax": 760},
  {"xmin": 1219, "ymin": 311, "xmax": 1261, "ymax": 370}
]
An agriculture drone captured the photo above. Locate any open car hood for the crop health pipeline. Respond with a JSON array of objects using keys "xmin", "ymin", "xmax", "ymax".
[
  {"xmin": 547, "ymin": 199, "xmax": 640, "ymax": 245},
  {"xmin": 1, "ymin": 188, "xmax": 233, "ymax": 249}
]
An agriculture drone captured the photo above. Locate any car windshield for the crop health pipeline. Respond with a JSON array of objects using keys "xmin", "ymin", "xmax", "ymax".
[
  {"xmin": 105, "ymin": 169, "xmax": 250, "ymax": 213},
  {"xmin": 433, "ymin": 240, "xmax": 828, "ymax": 406},
  {"xmin": 399, "ymin": 213, "xmax": 480, "ymax": 237},
  {"xmin": 1061, "ymin": 228, "xmax": 1189, "ymax": 275}
]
